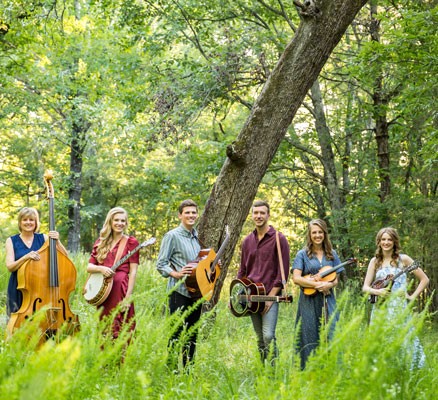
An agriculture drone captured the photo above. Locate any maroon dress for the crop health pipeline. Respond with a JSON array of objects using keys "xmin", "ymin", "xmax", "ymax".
[{"xmin": 89, "ymin": 236, "xmax": 140, "ymax": 338}]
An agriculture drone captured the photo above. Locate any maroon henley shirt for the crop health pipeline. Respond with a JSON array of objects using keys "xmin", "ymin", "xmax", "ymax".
[{"xmin": 238, "ymin": 225, "xmax": 290, "ymax": 294}]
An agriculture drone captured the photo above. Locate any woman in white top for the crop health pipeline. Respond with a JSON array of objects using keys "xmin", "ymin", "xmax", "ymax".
[{"xmin": 363, "ymin": 227, "xmax": 429, "ymax": 368}]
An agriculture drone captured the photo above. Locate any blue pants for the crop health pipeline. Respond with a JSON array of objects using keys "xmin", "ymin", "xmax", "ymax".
[{"xmin": 250, "ymin": 302, "xmax": 279, "ymax": 363}]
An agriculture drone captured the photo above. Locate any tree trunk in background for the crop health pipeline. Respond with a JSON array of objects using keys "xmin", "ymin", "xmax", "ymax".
[
  {"xmin": 370, "ymin": 2, "xmax": 391, "ymax": 205},
  {"xmin": 198, "ymin": 0, "xmax": 368, "ymax": 307},
  {"xmin": 67, "ymin": 112, "xmax": 89, "ymax": 253},
  {"xmin": 310, "ymin": 79, "xmax": 351, "ymax": 263}
]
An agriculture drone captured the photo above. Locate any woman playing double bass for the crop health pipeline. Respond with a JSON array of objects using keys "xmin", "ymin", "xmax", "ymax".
[
  {"xmin": 87, "ymin": 207, "xmax": 140, "ymax": 339},
  {"xmin": 5, "ymin": 207, "xmax": 66, "ymax": 318}
]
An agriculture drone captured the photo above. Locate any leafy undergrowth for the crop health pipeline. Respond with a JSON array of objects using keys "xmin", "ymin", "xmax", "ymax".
[{"xmin": 0, "ymin": 258, "xmax": 436, "ymax": 400}]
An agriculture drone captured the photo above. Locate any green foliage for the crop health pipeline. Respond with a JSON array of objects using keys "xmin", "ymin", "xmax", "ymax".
[
  {"xmin": 0, "ymin": 253, "xmax": 436, "ymax": 399},
  {"xmin": 0, "ymin": 0, "xmax": 436, "ymax": 310}
]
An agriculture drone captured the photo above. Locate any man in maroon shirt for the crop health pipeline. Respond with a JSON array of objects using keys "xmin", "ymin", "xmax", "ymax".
[{"xmin": 238, "ymin": 200, "xmax": 290, "ymax": 364}]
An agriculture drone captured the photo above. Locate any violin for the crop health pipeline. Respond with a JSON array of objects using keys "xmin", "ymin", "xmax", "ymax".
[
  {"xmin": 302, "ymin": 258, "xmax": 356, "ymax": 296},
  {"xmin": 7, "ymin": 170, "xmax": 80, "ymax": 341}
]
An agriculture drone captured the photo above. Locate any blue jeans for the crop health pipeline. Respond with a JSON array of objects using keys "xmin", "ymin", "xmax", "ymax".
[{"xmin": 250, "ymin": 302, "xmax": 279, "ymax": 363}]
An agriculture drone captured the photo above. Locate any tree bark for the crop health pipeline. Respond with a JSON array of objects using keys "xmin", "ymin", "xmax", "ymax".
[
  {"xmin": 198, "ymin": 0, "xmax": 368, "ymax": 307},
  {"xmin": 67, "ymin": 111, "xmax": 89, "ymax": 253},
  {"xmin": 310, "ymin": 79, "xmax": 350, "ymax": 260},
  {"xmin": 370, "ymin": 2, "xmax": 391, "ymax": 204}
]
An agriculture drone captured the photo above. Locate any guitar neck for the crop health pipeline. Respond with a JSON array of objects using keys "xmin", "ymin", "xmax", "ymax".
[
  {"xmin": 245, "ymin": 295, "xmax": 285, "ymax": 302},
  {"xmin": 210, "ymin": 226, "xmax": 230, "ymax": 273}
]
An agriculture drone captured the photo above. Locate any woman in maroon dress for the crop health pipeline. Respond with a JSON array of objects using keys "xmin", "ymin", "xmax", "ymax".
[{"xmin": 87, "ymin": 207, "xmax": 139, "ymax": 339}]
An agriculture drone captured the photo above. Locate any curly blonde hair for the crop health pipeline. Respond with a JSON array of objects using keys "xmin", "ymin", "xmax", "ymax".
[
  {"xmin": 305, "ymin": 219, "xmax": 335, "ymax": 260},
  {"xmin": 374, "ymin": 227, "xmax": 400, "ymax": 269},
  {"xmin": 96, "ymin": 207, "xmax": 128, "ymax": 263}
]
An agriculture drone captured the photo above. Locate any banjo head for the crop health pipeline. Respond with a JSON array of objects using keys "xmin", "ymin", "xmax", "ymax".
[{"xmin": 83, "ymin": 273, "xmax": 105, "ymax": 301}]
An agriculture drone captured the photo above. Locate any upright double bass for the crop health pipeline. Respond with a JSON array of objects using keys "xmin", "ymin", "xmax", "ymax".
[{"xmin": 7, "ymin": 171, "xmax": 80, "ymax": 340}]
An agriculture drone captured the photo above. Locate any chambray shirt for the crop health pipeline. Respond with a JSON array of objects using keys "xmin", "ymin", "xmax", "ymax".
[{"xmin": 156, "ymin": 224, "xmax": 201, "ymax": 298}]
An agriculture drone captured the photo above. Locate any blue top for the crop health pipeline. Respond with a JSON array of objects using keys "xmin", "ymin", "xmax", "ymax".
[
  {"xmin": 7, "ymin": 233, "xmax": 46, "ymax": 316},
  {"xmin": 156, "ymin": 224, "xmax": 201, "ymax": 298},
  {"xmin": 292, "ymin": 249, "xmax": 343, "ymax": 278},
  {"xmin": 292, "ymin": 248, "xmax": 343, "ymax": 369}
]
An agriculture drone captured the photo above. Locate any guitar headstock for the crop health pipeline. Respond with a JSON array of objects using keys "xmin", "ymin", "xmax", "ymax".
[
  {"xmin": 224, "ymin": 225, "xmax": 230, "ymax": 238},
  {"xmin": 140, "ymin": 237, "xmax": 156, "ymax": 248}
]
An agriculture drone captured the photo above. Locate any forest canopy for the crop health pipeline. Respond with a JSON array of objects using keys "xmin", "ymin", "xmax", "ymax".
[{"xmin": 0, "ymin": 1, "xmax": 436, "ymax": 311}]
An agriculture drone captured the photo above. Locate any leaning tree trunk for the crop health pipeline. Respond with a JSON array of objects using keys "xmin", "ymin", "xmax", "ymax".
[{"xmin": 198, "ymin": 0, "xmax": 368, "ymax": 307}]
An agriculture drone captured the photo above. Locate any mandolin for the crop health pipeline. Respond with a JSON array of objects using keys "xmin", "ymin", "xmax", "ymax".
[
  {"xmin": 229, "ymin": 277, "xmax": 292, "ymax": 317},
  {"xmin": 302, "ymin": 258, "xmax": 356, "ymax": 296},
  {"xmin": 369, "ymin": 260, "xmax": 420, "ymax": 304}
]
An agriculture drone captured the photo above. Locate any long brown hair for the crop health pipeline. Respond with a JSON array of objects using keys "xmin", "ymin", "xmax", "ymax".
[
  {"xmin": 305, "ymin": 219, "xmax": 335, "ymax": 260},
  {"xmin": 374, "ymin": 227, "xmax": 401, "ymax": 269},
  {"xmin": 96, "ymin": 207, "xmax": 128, "ymax": 263}
]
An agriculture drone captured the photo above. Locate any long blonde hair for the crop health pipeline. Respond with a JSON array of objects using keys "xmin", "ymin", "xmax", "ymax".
[
  {"xmin": 374, "ymin": 227, "xmax": 401, "ymax": 269},
  {"xmin": 17, "ymin": 207, "xmax": 41, "ymax": 233},
  {"xmin": 305, "ymin": 219, "xmax": 335, "ymax": 260},
  {"xmin": 96, "ymin": 207, "xmax": 128, "ymax": 263}
]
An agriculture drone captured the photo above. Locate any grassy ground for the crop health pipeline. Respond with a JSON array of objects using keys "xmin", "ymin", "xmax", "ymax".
[{"xmin": 0, "ymin": 252, "xmax": 436, "ymax": 399}]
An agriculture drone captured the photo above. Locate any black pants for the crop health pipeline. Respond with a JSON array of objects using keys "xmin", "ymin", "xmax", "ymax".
[{"xmin": 168, "ymin": 291, "xmax": 202, "ymax": 366}]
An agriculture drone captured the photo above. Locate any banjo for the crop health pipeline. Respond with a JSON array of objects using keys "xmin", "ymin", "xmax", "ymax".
[{"xmin": 83, "ymin": 237, "xmax": 156, "ymax": 306}]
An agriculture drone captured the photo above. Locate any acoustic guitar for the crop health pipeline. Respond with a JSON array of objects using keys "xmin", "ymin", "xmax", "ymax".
[
  {"xmin": 302, "ymin": 258, "xmax": 356, "ymax": 296},
  {"xmin": 185, "ymin": 226, "xmax": 230, "ymax": 300},
  {"xmin": 83, "ymin": 237, "xmax": 156, "ymax": 306},
  {"xmin": 369, "ymin": 260, "xmax": 420, "ymax": 304},
  {"xmin": 229, "ymin": 277, "xmax": 292, "ymax": 317}
]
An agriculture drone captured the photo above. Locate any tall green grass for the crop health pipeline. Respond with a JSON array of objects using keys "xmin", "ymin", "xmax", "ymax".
[{"xmin": 0, "ymin": 251, "xmax": 436, "ymax": 399}]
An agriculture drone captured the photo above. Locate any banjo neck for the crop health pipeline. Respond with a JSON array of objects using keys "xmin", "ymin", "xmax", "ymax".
[{"xmin": 110, "ymin": 237, "xmax": 156, "ymax": 272}]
